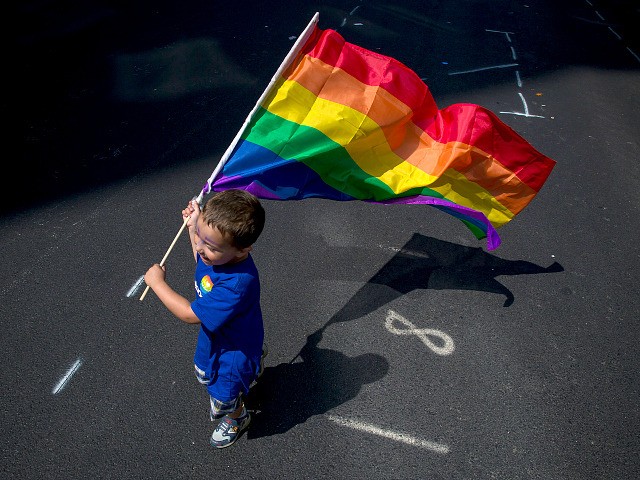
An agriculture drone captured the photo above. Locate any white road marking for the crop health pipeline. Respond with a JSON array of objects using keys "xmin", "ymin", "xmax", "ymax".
[
  {"xmin": 608, "ymin": 26, "xmax": 622, "ymax": 41},
  {"xmin": 583, "ymin": 0, "xmax": 638, "ymax": 64},
  {"xmin": 385, "ymin": 310, "xmax": 455, "ymax": 356},
  {"xmin": 448, "ymin": 63, "xmax": 518, "ymax": 76},
  {"xmin": 485, "ymin": 29, "xmax": 513, "ymax": 42},
  {"xmin": 376, "ymin": 244, "xmax": 431, "ymax": 258},
  {"xmin": 327, "ymin": 415, "xmax": 450, "ymax": 453},
  {"xmin": 52, "ymin": 357, "xmax": 83, "ymax": 395},
  {"xmin": 500, "ymin": 92, "xmax": 545, "ymax": 118},
  {"xmin": 126, "ymin": 275, "xmax": 145, "ymax": 298},
  {"xmin": 626, "ymin": 47, "xmax": 640, "ymax": 63}
]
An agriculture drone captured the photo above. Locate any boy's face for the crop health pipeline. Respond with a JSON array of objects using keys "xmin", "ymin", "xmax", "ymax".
[{"xmin": 194, "ymin": 217, "xmax": 250, "ymax": 266}]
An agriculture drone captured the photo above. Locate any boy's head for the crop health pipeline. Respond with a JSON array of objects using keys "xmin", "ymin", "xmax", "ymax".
[{"xmin": 194, "ymin": 189, "xmax": 265, "ymax": 266}]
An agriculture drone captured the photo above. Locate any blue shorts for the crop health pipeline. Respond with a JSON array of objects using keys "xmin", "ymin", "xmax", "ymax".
[{"xmin": 194, "ymin": 365, "xmax": 242, "ymax": 421}]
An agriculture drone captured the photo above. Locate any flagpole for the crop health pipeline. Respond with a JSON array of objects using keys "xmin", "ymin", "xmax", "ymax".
[
  {"xmin": 138, "ymin": 216, "xmax": 190, "ymax": 301},
  {"xmin": 140, "ymin": 12, "xmax": 320, "ymax": 302}
]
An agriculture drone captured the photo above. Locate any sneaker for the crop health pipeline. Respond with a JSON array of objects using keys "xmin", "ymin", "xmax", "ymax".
[{"xmin": 210, "ymin": 413, "xmax": 251, "ymax": 449}]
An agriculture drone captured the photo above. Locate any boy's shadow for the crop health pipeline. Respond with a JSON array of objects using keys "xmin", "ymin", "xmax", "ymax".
[{"xmin": 245, "ymin": 329, "xmax": 389, "ymax": 439}]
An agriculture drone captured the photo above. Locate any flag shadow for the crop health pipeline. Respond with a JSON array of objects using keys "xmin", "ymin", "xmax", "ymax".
[{"xmin": 330, "ymin": 232, "xmax": 564, "ymax": 326}]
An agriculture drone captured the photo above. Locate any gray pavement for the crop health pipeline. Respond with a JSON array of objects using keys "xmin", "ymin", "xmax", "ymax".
[{"xmin": 5, "ymin": 1, "xmax": 639, "ymax": 479}]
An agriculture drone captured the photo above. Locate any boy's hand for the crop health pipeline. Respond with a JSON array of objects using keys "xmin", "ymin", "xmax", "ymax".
[
  {"xmin": 144, "ymin": 264, "xmax": 166, "ymax": 287},
  {"xmin": 182, "ymin": 199, "xmax": 201, "ymax": 229}
]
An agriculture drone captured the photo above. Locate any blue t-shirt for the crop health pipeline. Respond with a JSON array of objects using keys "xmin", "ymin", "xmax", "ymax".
[{"xmin": 191, "ymin": 254, "xmax": 264, "ymax": 401}]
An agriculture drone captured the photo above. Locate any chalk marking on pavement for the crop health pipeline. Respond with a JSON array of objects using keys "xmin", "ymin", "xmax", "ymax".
[
  {"xmin": 515, "ymin": 70, "xmax": 522, "ymax": 88},
  {"xmin": 584, "ymin": 0, "xmax": 638, "ymax": 64},
  {"xmin": 127, "ymin": 276, "xmax": 145, "ymax": 298},
  {"xmin": 52, "ymin": 357, "xmax": 83, "ymax": 395},
  {"xmin": 340, "ymin": 5, "xmax": 361, "ymax": 28},
  {"xmin": 500, "ymin": 111, "xmax": 545, "ymax": 118},
  {"xmin": 376, "ymin": 244, "xmax": 431, "ymax": 259},
  {"xmin": 518, "ymin": 92, "xmax": 531, "ymax": 115},
  {"xmin": 448, "ymin": 63, "xmax": 518, "ymax": 75},
  {"xmin": 608, "ymin": 26, "xmax": 622, "ymax": 41},
  {"xmin": 385, "ymin": 310, "xmax": 455, "ymax": 356},
  {"xmin": 327, "ymin": 415, "xmax": 450, "ymax": 453},
  {"xmin": 485, "ymin": 29, "xmax": 513, "ymax": 42},
  {"xmin": 500, "ymin": 92, "xmax": 545, "ymax": 118},
  {"xmin": 626, "ymin": 47, "xmax": 640, "ymax": 63}
]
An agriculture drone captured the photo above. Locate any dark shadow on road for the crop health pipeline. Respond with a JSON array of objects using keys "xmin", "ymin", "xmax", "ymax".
[
  {"xmin": 245, "ymin": 328, "xmax": 388, "ymax": 439},
  {"xmin": 244, "ymin": 232, "xmax": 562, "ymax": 438},
  {"xmin": 12, "ymin": 1, "xmax": 639, "ymax": 217},
  {"xmin": 329, "ymin": 233, "xmax": 564, "ymax": 328}
]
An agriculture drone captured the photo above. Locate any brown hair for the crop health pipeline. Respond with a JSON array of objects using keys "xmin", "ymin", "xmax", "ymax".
[{"xmin": 200, "ymin": 189, "xmax": 265, "ymax": 249}]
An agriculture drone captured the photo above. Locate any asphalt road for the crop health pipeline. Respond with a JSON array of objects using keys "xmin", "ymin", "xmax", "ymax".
[{"xmin": 5, "ymin": 1, "xmax": 639, "ymax": 479}]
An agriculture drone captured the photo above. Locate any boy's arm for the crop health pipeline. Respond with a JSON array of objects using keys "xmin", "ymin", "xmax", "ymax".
[{"xmin": 144, "ymin": 264, "xmax": 201, "ymax": 324}]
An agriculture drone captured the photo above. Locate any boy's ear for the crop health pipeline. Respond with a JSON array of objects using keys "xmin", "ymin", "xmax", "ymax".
[{"xmin": 238, "ymin": 245, "xmax": 253, "ymax": 255}]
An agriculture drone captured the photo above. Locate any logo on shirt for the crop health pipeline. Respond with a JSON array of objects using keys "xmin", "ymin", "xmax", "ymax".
[{"xmin": 200, "ymin": 275, "xmax": 214, "ymax": 293}]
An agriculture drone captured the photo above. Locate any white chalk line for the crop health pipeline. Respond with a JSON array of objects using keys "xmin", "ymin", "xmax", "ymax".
[
  {"xmin": 52, "ymin": 357, "xmax": 83, "ymax": 395},
  {"xmin": 483, "ymin": 27, "xmax": 546, "ymax": 118},
  {"xmin": 585, "ymin": 0, "xmax": 638, "ymax": 63},
  {"xmin": 486, "ymin": 29, "xmax": 513, "ymax": 42},
  {"xmin": 500, "ymin": 92, "xmax": 545, "ymax": 118},
  {"xmin": 327, "ymin": 415, "xmax": 450, "ymax": 453},
  {"xmin": 500, "ymin": 111, "xmax": 545, "ymax": 118},
  {"xmin": 340, "ymin": 5, "xmax": 361, "ymax": 27},
  {"xmin": 126, "ymin": 275, "xmax": 145, "ymax": 298},
  {"xmin": 485, "ymin": 29, "xmax": 514, "ymax": 35},
  {"xmin": 518, "ymin": 92, "xmax": 530, "ymax": 115},
  {"xmin": 626, "ymin": 47, "xmax": 640, "ymax": 63},
  {"xmin": 385, "ymin": 310, "xmax": 455, "ymax": 356},
  {"xmin": 608, "ymin": 26, "xmax": 622, "ymax": 41},
  {"xmin": 376, "ymin": 244, "xmax": 431, "ymax": 259},
  {"xmin": 448, "ymin": 63, "xmax": 518, "ymax": 76}
]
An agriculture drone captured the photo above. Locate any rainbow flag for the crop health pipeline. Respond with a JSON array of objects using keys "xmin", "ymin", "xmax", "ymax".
[{"xmin": 204, "ymin": 16, "xmax": 556, "ymax": 250}]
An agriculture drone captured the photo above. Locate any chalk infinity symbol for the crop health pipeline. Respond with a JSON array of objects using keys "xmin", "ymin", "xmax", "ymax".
[{"xmin": 385, "ymin": 310, "xmax": 455, "ymax": 356}]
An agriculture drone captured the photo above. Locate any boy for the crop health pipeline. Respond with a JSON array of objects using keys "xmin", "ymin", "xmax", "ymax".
[{"xmin": 144, "ymin": 189, "xmax": 266, "ymax": 448}]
